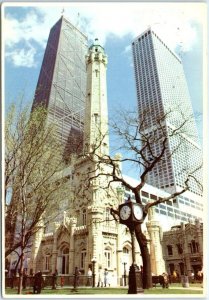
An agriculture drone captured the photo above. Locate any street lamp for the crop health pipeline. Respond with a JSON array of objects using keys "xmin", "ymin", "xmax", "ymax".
[
  {"xmin": 91, "ymin": 258, "xmax": 96, "ymax": 288},
  {"xmin": 123, "ymin": 262, "xmax": 127, "ymax": 286}
]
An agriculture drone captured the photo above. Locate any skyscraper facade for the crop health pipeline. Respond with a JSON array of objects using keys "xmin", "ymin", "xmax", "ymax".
[
  {"xmin": 132, "ymin": 28, "xmax": 202, "ymax": 196},
  {"xmin": 32, "ymin": 16, "xmax": 88, "ymax": 161}
]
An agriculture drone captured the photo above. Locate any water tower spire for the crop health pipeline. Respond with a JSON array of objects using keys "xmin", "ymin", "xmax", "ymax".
[{"xmin": 84, "ymin": 39, "xmax": 109, "ymax": 156}]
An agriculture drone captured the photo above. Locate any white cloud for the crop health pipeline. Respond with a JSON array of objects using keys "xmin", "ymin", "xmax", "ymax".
[
  {"xmin": 5, "ymin": 10, "xmax": 48, "ymax": 48},
  {"xmin": 3, "ymin": 2, "xmax": 205, "ymax": 68},
  {"xmin": 6, "ymin": 42, "xmax": 37, "ymax": 68},
  {"xmin": 123, "ymin": 45, "xmax": 132, "ymax": 55}
]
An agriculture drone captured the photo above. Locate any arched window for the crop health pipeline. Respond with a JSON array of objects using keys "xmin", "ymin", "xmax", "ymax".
[
  {"xmin": 43, "ymin": 250, "xmax": 51, "ymax": 272},
  {"xmin": 59, "ymin": 246, "xmax": 69, "ymax": 274},
  {"xmin": 81, "ymin": 249, "xmax": 86, "ymax": 269},
  {"xmin": 104, "ymin": 247, "xmax": 111, "ymax": 268},
  {"xmin": 82, "ymin": 209, "xmax": 87, "ymax": 225},
  {"xmin": 123, "ymin": 247, "xmax": 129, "ymax": 254},
  {"xmin": 176, "ymin": 243, "xmax": 183, "ymax": 254},
  {"xmin": 189, "ymin": 240, "xmax": 199, "ymax": 253},
  {"xmin": 179, "ymin": 262, "xmax": 185, "ymax": 275},
  {"xmin": 167, "ymin": 245, "xmax": 173, "ymax": 256},
  {"xmin": 105, "ymin": 208, "xmax": 110, "ymax": 223},
  {"xmin": 169, "ymin": 263, "xmax": 175, "ymax": 275},
  {"xmin": 122, "ymin": 246, "xmax": 131, "ymax": 266},
  {"xmin": 44, "ymin": 255, "xmax": 50, "ymax": 271}
]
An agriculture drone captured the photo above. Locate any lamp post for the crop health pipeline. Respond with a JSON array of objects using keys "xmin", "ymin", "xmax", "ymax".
[
  {"xmin": 91, "ymin": 258, "xmax": 96, "ymax": 288},
  {"xmin": 123, "ymin": 262, "xmax": 127, "ymax": 286}
]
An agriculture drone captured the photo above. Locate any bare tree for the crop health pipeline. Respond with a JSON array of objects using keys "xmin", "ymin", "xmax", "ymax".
[
  {"xmin": 74, "ymin": 107, "xmax": 202, "ymax": 289},
  {"xmin": 4, "ymin": 104, "xmax": 71, "ymax": 294}
]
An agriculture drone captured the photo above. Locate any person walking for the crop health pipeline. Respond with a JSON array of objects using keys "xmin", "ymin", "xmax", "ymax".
[
  {"xmin": 162, "ymin": 272, "xmax": 169, "ymax": 288},
  {"xmin": 97, "ymin": 268, "xmax": 102, "ymax": 287},
  {"xmin": 33, "ymin": 271, "xmax": 43, "ymax": 294},
  {"xmin": 86, "ymin": 268, "xmax": 92, "ymax": 286},
  {"xmin": 52, "ymin": 269, "xmax": 58, "ymax": 289},
  {"xmin": 104, "ymin": 269, "xmax": 109, "ymax": 287},
  {"xmin": 61, "ymin": 276, "xmax": 64, "ymax": 287},
  {"xmin": 73, "ymin": 267, "xmax": 80, "ymax": 290},
  {"xmin": 10, "ymin": 270, "xmax": 15, "ymax": 289},
  {"xmin": 22, "ymin": 269, "xmax": 28, "ymax": 289},
  {"xmin": 33, "ymin": 272, "xmax": 38, "ymax": 294}
]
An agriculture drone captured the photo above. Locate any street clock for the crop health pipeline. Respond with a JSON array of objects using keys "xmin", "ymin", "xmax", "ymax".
[
  {"xmin": 119, "ymin": 202, "xmax": 144, "ymax": 225},
  {"xmin": 133, "ymin": 204, "xmax": 143, "ymax": 221},
  {"xmin": 120, "ymin": 205, "xmax": 131, "ymax": 220}
]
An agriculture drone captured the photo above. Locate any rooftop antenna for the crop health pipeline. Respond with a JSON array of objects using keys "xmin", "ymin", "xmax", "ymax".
[
  {"xmin": 61, "ymin": 8, "xmax": 65, "ymax": 17},
  {"xmin": 76, "ymin": 12, "xmax": 80, "ymax": 28}
]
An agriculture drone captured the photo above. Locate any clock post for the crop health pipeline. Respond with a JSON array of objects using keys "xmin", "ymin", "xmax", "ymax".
[{"xmin": 119, "ymin": 202, "xmax": 144, "ymax": 294}]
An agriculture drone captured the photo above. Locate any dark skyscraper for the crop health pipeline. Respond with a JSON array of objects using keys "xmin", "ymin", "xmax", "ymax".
[{"xmin": 32, "ymin": 16, "xmax": 88, "ymax": 161}]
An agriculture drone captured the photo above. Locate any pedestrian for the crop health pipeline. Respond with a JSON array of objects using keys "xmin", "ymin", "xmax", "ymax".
[
  {"xmin": 10, "ymin": 270, "xmax": 15, "ymax": 289},
  {"xmin": 52, "ymin": 269, "xmax": 58, "ymax": 289},
  {"xmin": 37, "ymin": 271, "xmax": 43, "ymax": 293},
  {"xmin": 104, "ymin": 268, "xmax": 109, "ymax": 287},
  {"xmin": 33, "ymin": 272, "xmax": 38, "ymax": 294},
  {"xmin": 73, "ymin": 267, "xmax": 80, "ymax": 290},
  {"xmin": 33, "ymin": 271, "xmax": 43, "ymax": 294},
  {"xmin": 22, "ymin": 269, "xmax": 28, "ymax": 289},
  {"xmin": 61, "ymin": 276, "xmax": 64, "ymax": 287},
  {"xmin": 97, "ymin": 268, "xmax": 102, "ymax": 287},
  {"xmin": 197, "ymin": 269, "xmax": 203, "ymax": 282},
  {"xmin": 162, "ymin": 272, "xmax": 169, "ymax": 288},
  {"xmin": 198, "ymin": 268, "xmax": 203, "ymax": 288},
  {"xmin": 172, "ymin": 270, "xmax": 177, "ymax": 283},
  {"xmin": 78, "ymin": 269, "xmax": 81, "ymax": 286},
  {"xmin": 140, "ymin": 265, "xmax": 144, "ymax": 288},
  {"xmin": 86, "ymin": 268, "xmax": 92, "ymax": 286},
  {"xmin": 176, "ymin": 270, "xmax": 179, "ymax": 278}
]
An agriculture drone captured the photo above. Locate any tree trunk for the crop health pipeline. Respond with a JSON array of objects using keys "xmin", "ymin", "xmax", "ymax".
[
  {"xmin": 135, "ymin": 223, "xmax": 152, "ymax": 289},
  {"xmin": 17, "ymin": 252, "xmax": 24, "ymax": 294}
]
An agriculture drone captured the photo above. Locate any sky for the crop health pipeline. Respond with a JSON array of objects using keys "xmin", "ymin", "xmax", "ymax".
[{"xmin": 2, "ymin": 2, "xmax": 206, "ymax": 157}]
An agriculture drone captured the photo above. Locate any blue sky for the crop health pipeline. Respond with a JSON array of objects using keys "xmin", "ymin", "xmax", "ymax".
[{"xmin": 3, "ymin": 3, "xmax": 206, "ymax": 152}]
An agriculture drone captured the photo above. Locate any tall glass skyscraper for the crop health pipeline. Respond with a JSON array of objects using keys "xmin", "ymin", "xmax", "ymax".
[
  {"xmin": 132, "ymin": 28, "xmax": 202, "ymax": 195},
  {"xmin": 32, "ymin": 16, "xmax": 88, "ymax": 161}
]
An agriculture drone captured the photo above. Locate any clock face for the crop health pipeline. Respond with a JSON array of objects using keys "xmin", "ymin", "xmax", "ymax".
[
  {"xmin": 120, "ymin": 205, "xmax": 131, "ymax": 220},
  {"xmin": 133, "ymin": 205, "xmax": 143, "ymax": 220}
]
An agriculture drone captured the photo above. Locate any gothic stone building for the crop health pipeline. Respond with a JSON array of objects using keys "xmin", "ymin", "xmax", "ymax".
[{"xmin": 162, "ymin": 220, "xmax": 203, "ymax": 279}]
